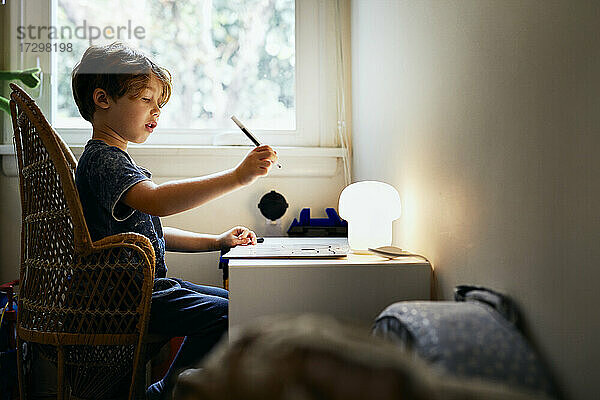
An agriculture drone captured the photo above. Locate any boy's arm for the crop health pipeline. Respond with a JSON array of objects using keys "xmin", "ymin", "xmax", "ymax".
[
  {"xmin": 163, "ymin": 226, "xmax": 257, "ymax": 252},
  {"xmin": 163, "ymin": 227, "xmax": 219, "ymax": 252},
  {"xmin": 123, "ymin": 145, "xmax": 277, "ymax": 217},
  {"xmin": 125, "ymin": 168, "xmax": 241, "ymax": 217}
]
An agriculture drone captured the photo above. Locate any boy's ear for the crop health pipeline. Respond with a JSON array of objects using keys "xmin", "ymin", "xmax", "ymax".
[{"xmin": 92, "ymin": 88, "xmax": 112, "ymax": 110}]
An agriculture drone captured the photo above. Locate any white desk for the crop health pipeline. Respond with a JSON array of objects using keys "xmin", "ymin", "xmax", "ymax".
[{"xmin": 225, "ymin": 237, "xmax": 431, "ymax": 329}]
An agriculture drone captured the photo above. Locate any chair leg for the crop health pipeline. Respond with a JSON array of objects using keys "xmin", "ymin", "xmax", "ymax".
[
  {"xmin": 57, "ymin": 345, "xmax": 65, "ymax": 400},
  {"xmin": 146, "ymin": 359, "xmax": 152, "ymax": 389},
  {"xmin": 130, "ymin": 343, "xmax": 147, "ymax": 400},
  {"xmin": 16, "ymin": 337, "xmax": 26, "ymax": 400}
]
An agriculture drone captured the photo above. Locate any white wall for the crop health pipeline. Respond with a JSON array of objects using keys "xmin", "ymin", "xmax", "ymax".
[{"xmin": 352, "ymin": 1, "xmax": 600, "ymax": 399}]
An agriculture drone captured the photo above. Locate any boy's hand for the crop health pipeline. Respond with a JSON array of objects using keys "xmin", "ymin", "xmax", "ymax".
[
  {"xmin": 217, "ymin": 226, "xmax": 257, "ymax": 249},
  {"xmin": 234, "ymin": 145, "xmax": 278, "ymax": 186}
]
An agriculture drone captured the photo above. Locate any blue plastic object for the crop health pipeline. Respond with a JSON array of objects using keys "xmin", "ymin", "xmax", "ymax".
[{"xmin": 287, "ymin": 208, "xmax": 347, "ymax": 237}]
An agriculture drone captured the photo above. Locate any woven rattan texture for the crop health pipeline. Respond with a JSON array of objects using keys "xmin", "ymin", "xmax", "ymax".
[{"xmin": 10, "ymin": 83, "xmax": 159, "ymax": 400}]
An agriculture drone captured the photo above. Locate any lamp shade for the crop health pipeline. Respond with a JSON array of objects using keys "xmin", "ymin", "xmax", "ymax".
[{"xmin": 338, "ymin": 181, "xmax": 401, "ymax": 252}]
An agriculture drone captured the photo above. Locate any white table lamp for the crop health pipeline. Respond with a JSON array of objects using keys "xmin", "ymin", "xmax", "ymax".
[{"xmin": 338, "ymin": 181, "xmax": 401, "ymax": 253}]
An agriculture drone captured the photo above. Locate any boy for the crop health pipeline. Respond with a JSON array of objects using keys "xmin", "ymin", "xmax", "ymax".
[{"xmin": 72, "ymin": 42, "xmax": 278, "ymax": 399}]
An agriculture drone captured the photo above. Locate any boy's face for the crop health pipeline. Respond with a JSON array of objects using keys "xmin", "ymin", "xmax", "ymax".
[{"xmin": 96, "ymin": 75, "xmax": 161, "ymax": 144}]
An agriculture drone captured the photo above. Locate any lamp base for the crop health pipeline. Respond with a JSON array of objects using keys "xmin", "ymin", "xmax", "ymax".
[
  {"xmin": 368, "ymin": 246, "xmax": 410, "ymax": 259},
  {"xmin": 350, "ymin": 249, "xmax": 373, "ymax": 255}
]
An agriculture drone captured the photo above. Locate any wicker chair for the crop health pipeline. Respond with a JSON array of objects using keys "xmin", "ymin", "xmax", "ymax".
[{"xmin": 9, "ymin": 83, "xmax": 167, "ymax": 399}]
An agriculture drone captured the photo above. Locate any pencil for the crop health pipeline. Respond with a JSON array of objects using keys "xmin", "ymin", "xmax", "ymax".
[{"xmin": 231, "ymin": 115, "xmax": 282, "ymax": 168}]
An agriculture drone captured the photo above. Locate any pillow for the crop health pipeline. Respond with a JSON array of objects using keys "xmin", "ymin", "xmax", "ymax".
[{"xmin": 373, "ymin": 295, "xmax": 560, "ymax": 399}]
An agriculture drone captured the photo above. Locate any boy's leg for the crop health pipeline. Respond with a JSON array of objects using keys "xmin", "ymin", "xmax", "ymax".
[
  {"xmin": 146, "ymin": 278, "xmax": 228, "ymax": 399},
  {"xmin": 176, "ymin": 278, "xmax": 229, "ymax": 299}
]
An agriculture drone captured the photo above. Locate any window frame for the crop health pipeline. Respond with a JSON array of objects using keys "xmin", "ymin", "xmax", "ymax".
[{"xmin": 3, "ymin": 0, "xmax": 340, "ymax": 148}]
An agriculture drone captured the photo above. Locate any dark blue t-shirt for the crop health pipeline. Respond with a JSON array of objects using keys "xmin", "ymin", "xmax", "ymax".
[{"xmin": 75, "ymin": 139, "xmax": 167, "ymax": 278}]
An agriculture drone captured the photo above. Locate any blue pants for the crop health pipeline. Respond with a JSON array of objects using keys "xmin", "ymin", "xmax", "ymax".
[{"xmin": 147, "ymin": 277, "xmax": 228, "ymax": 391}]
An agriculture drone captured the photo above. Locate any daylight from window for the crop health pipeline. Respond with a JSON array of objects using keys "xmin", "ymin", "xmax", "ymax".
[{"xmin": 55, "ymin": 0, "xmax": 295, "ymax": 131}]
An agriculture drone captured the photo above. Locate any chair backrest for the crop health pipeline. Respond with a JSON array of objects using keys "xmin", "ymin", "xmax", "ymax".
[
  {"xmin": 10, "ymin": 83, "xmax": 92, "ymax": 254},
  {"xmin": 9, "ymin": 83, "xmax": 95, "ymax": 333}
]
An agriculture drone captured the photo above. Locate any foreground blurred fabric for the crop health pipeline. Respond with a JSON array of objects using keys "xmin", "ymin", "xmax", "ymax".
[{"xmin": 172, "ymin": 314, "xmax": 552, "ymax": 400}]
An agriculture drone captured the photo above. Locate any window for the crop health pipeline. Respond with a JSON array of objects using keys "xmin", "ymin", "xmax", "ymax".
[
  {"xmin": 55, "ymin": 0, "xmax": 295, "ymax": 133},
  {"xmin": 5, "ymin": 0, "xmax": 344, "ymax": 147}
]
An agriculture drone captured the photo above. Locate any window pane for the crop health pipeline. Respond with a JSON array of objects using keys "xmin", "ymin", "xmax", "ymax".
[{"xmin": 55, "ymin": 0, "xmax": 295, "ymax": 131}]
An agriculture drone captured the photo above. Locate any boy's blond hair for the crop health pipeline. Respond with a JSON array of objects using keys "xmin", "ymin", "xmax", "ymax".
[{"xmin": 72, "ymin": 41, "xmax": 172, "ymax": 122}]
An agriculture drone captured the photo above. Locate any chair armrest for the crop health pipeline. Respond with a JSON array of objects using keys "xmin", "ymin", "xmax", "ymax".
[
  {"xmin": 17, "ymin": 232, "xmax": 157, "ymax": 338},
  {"xmin": 59, "ymin": 232, "xmax": 157, "ymax": 335},
  {"xmin": 90, "ymin": 232, "xmax": 156, "ymax": 269}
]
